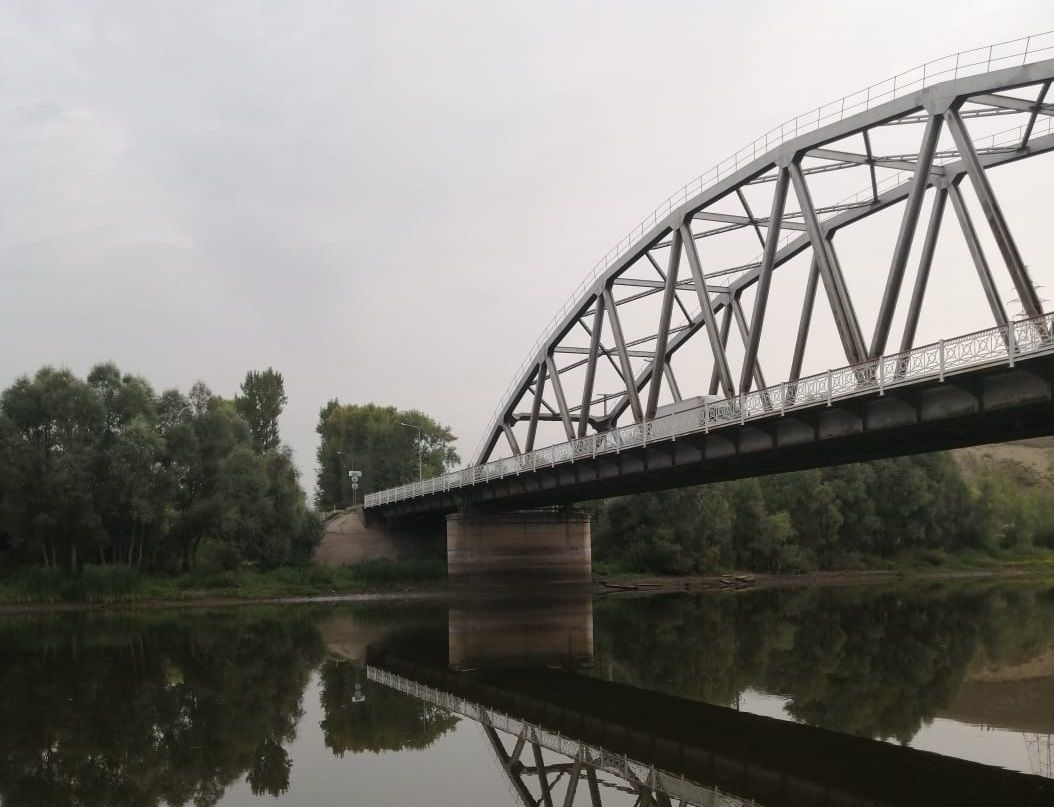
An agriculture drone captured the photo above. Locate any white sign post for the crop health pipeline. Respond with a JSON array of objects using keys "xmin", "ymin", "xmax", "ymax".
[{"xmin": 348, "ymin": 470, "xmax": 362, "ymax": 507}]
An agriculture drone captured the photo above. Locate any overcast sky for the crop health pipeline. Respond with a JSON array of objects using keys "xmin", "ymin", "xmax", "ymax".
[{"xmin": 2, "ymin": 1, "xmax": 1051, "ymax": 491}]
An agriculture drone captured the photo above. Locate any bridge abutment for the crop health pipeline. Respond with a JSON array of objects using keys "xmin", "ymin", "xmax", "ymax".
[{"xmin": 446, "ymin": 509, "xmax": 591, "ymax": 583}]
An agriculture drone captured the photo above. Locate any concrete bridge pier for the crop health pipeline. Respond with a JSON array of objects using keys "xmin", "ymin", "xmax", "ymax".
[{"xmin": 446, "ymin": 508, "xmax": 591, "ymax": 583}]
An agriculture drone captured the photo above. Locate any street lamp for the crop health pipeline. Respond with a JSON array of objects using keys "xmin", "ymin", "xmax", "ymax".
[{"xmin": 399, "ymin": 421, "xmax": 423, "ymax": 483}]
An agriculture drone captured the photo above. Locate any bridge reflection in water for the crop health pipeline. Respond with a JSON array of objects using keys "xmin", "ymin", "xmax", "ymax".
[{"xmin": 362, "ymin": 595, "xmax": 1053, "ymax": 807}]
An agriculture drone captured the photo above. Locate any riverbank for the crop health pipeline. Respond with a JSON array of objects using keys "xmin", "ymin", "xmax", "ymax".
[{"xmin": 0, "ymin": 551, "xmax": 1052, "ymax": 614}]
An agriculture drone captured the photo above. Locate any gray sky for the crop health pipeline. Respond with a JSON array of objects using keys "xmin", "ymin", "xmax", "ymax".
[{"xmin": 2, "ymin": 1, "xmax": 1051, "ymax": 491}]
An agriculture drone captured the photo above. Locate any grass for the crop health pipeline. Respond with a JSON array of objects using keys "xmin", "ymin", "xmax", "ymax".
[
  {"xmin": 590, "ymin": 546, "xmax": 1054, "ymax": 578},
  {"xmin": 0, "ymin": 559, "xmax": 448, "ymax": 605}
]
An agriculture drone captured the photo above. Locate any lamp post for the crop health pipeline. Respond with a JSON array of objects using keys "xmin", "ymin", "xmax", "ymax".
[
  {"xmin": 399, "ymin": 421, "xmax": 423, "ymax": 483},
  {"xmin": 335, "ymin": 450, "xmax": 362, "ymax": 508}
]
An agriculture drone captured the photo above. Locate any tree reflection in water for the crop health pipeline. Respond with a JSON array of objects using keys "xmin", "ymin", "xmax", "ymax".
[
  {"xmin": 592, "ymin": 581, "xmax": 1054, "ymax": 742},
  {"xmin": 0, "ymin": 609, "xmax": 325, "ymax": 806},
  {"xmin": 320, "ymin": 660, "xmax": 457, "ymax": 755}
]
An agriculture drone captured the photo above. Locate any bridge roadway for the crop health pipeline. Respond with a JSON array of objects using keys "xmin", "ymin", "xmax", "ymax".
[
  {"xmin": 367, "ymin": 651, "xmax": 1054, "ymax": 807},
  {"xmin": 366, "ymin": 314, "xmax": 1054, "ymax": 519}
]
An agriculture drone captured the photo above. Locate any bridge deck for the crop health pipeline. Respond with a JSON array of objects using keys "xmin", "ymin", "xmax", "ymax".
[{"xmin": 367, "ymin": 315, "xmax": 1054, "ymax": 518}]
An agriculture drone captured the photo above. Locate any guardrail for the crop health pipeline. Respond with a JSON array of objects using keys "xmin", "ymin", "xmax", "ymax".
[
  {"xmin": 471, "ymin": 30, "xmax": 1054, "ymax": 463},
  {"xmin": 366, "ymin": 312, "xmax": 1054, "ymax": 508}
]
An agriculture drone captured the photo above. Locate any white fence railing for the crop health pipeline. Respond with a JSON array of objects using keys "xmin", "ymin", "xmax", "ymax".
[
  {"xmin": 368, "ymin": 666, "xmax": 751, "ymax": 807},
  {"xmin": 366, "ymin": 312, "xmax": 1054, "ymax": 508},
  {"xmin": 471, "ymin": 31, "xmax": 1054, "ymax": 464}
]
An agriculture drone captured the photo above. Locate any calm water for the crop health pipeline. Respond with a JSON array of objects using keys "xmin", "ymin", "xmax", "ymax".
[{"xmin": 1, "ymin": 580, "xmax": 1052, "ymax": 806}]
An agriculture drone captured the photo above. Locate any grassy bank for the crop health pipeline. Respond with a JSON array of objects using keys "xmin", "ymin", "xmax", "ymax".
[
  {"xmin": 592, "ymin": 545, "xmax": 1054, "ymax": 578},
  {"xmin": 2, "ymin": 547, "xmax": 1051, "ymax": 608},
  {"xmin": 0, "ymin": 559, "xmax": 448, "ymax": 605}
]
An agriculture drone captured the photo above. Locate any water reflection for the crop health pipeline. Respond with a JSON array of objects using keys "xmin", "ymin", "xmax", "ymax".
[
  {"xmin": 0, "ymin": 610, "xmax": 323, "ymax": 805},
  {"xmin": 0, "ymin": 581, "xmax": 1050, "ymax": 805}
]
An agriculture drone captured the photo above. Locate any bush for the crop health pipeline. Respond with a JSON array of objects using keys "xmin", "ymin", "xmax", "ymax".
[
  {"xmin": 921, "ymin": 548, "xmax": 949, "ymax": 566},
  {"xmin": 79, "ymin": 565, "xmax": 142, "ymax": 602},
  {"xmin": 346, "ymin": 559, "xmax": 446, "ymax": 584},
  {"xmin": 14, "ymin": 565, "xmax": 143, "ymax": 603}
]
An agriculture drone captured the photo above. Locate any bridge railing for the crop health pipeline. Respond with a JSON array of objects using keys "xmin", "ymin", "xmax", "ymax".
[
  {"xmin": 365, "ymin": 312, "xmax": 1054, "ymax": 508},
  {"xmin": 472, "ymin": 30, "xmax": 1054, "ymax": 465}
]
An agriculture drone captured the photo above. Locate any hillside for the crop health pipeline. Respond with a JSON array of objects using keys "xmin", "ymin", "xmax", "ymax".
[{"xmin": 953, "ymin": 437, "xmax": 1054, "ymax": 484}]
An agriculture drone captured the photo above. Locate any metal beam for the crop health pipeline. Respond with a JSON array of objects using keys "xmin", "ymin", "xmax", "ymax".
[
  {"xmin": 1021, "ymin": 80, "xmax": 1051, "ymax": 149},
  {"xmin": 586, "ymin": 768, "xmax": 602, "ymax": 807},
  {"xmin": 603, "ymin": 286, "xmax": 644, "ymax": 422},
  {"xmin": 736, "ymin": 187, "xmax": 767, "ymax": 247},
  {"xmin": 664, "ymin": 363, "xmax": 683, "ymax": 402},
  {"xmin": 948, "ymin": 181, "xmax": 1008, "ymax": 329},
  {"xmin": 740, "ymin": 166, "xmax": 789, "ymax": 392},
  {"xmin": 483, "ymin": 727, "xmax": 535, "ymax": 807},
  {"xmin": 969, "ymin": 92, "xmax": 1054, "ymax": 115},
  {"xmin": 733, "ymin": 294, "xmax": 767, "ymax": 391},
  {"xmin": 788, "ymin": 160, "xmax": 868, "ymax": 365},
  {"xmin": 525, "ymin": 361, "xmax": 547, "ymax": 452},
  {"xmin": 945, "ymin": 106, "xmax": 1044, "ymax": 319},
  {"xmin": 578, "ymin": 294, "xmax": 605, "ymax": 437},
  {"xmin": 562, "ymin": 758, "xmax": 583, "ymax": 807},
  {"xmin": 899, "ymin": 187, "xmax": 947, "ymax": 352},
  {"xmin": 692, "ymin": 209, "xmax": 808, "ymax": 232},
  {"xmin": 870, "ymin": 113, "xmax": 943, "ymax": 358},
  {"xmin": 809, "ymin": 147, "xmax": 925, "ymax": 173},
  {"xmin": 556, "ymin": 345, "xmax": 654, "ymax": 358},
  {"xmin": 534, "ymin": 742, "xmax": 555, "ymax": 807},
  {"xmin": 646, "ymin": 227, "xmax": 683, "ymax": 419},
  {"xmin": 789, "ymin": 256, "xmax": 820, "ymax": 382},
  {"xmin": 545, "ymin": 354, "xmax": 575, "ymax": 441},
  {"xmin": 502, "ymin": 422, "xmax": 522, "ymax": 456},
  {"xmin": 645, "ymin": 251, "xmax": 694, "ymax": 322},
  {"xmin": 681, "ymin": 221, "xmax": 736, "ymax": 397},
  {"xmin": 862, "ymin": 130, "xmax": 879, "ymax": 203},
  {"xmin": 708, "ymin": 304, "xmax": 734, "ymax": 396}
]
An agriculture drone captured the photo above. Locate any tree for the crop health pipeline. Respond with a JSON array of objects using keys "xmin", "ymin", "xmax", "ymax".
[
  {"xmin": 0, "ymin": 364, "xmax": 321, "ymax": 574},
  {"xmin": 314, "ymin": 402, "xmax": 459, "ymax": 509},
  {"xmin": 235, "ymin": 369, "xmax": 287, "ymax": 452}
]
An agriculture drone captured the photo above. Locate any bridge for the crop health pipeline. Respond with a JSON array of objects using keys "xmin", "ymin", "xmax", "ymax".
[{"xmin": 364, "ymin": 34, "xmax": 1054, "ymax": 578}]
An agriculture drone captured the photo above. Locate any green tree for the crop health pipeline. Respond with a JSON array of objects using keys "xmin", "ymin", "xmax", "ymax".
[
  {"xmin": 315, "ymin": 402, "xmax": 459, "ymax": 509},
  {"xmin": 235, "ymin": 368, "xmax": 287, "ymax": 452}
]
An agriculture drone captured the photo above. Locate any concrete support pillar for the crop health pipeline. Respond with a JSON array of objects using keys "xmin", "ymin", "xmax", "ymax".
[
  {"xmin": 446, "ymin": 509, "xmax": 591, "ymax": 583},
  {"xmin": 448, "ymin": 595, "xmax": 594, "ymax": 670}
]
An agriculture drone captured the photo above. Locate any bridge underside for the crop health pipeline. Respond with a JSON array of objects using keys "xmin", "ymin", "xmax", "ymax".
[{"xmin": 373, "ymin": 353, "xmax": 1054, "ymax": 518}]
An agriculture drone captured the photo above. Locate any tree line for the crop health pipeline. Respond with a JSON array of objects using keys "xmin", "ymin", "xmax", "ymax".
[
  {"xmin": 0, "ymin": 364, "xmax": 320, "ymax": 573},
  {"xmin": 592, "ymin": 451, "xmax": 1054, "ymax": 574}
]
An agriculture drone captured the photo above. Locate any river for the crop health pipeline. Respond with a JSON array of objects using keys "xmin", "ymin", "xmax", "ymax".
[{"xmin": 0, "ymin": 578, "xmax": 1051, "ymax": 805}]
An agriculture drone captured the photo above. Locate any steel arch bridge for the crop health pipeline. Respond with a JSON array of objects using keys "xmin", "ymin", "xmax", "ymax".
[{"xmin": 367, "ymin": 33, "xmax": 1054, "ymax": 515}]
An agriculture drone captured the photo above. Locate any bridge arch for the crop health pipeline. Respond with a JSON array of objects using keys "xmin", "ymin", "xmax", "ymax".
[{"xmin": 472, "ymin": 33, "xmax": 1054, "ymax": 466}]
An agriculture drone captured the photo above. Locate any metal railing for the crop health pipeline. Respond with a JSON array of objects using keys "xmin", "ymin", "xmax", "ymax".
[
  {"xmin": 368, "ymin": 666, "xmax": 751, "ymax": 807},
  {"xmin": 366, "ymin": 311, "xmax": 1054, "ymax": 508},
  {"xmin": 472, "ymin": 30, "xmax": 1054, "ymax": 463}
]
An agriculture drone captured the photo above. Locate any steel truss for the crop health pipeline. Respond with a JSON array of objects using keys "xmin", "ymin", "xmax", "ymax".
[
  {"xmin": 471, "ymin": 34, "xmax": 1054, "ymax": 463},
  {"xmin": 367, "ymin": 33, "xmax": 1054, "ymax": 507}
]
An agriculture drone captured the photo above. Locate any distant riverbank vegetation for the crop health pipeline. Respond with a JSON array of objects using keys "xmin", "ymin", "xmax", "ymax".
[
  {"xmin": 0, "ymin": 364, "xmax": 321, "ymax": 587},
  {"xmin": 592, "ymin": 448, "xmax": 1054, "ymax": 575}
]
